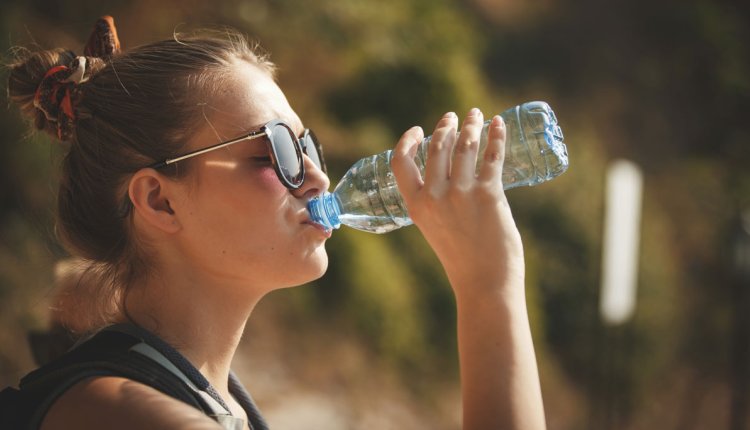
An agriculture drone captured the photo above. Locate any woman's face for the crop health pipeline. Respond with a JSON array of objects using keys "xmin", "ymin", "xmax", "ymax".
[{"xmin": 169, "ymin": 61, "xmax": 331, "ymax": 292}]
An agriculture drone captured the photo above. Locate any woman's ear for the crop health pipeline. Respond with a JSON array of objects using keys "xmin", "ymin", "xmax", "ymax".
[{"xmin": 128, "ymin": 169, "xmax": 181, "ymax": 234}]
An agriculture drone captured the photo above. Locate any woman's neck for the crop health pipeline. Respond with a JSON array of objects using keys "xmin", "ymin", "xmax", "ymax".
[{"xmin": 123, "ymin": 263, "xmax": 263, "ymax": 401}]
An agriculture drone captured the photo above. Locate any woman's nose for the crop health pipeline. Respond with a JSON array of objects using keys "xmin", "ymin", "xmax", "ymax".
[{"xmin": 293, "ymin": 154, "xmax": 330, "ymax": 199}]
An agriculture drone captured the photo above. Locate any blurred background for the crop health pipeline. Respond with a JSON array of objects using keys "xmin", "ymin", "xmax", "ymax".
[{"xmin": 1, "ymin": 0, "xmax": 749, "ymax": 429}]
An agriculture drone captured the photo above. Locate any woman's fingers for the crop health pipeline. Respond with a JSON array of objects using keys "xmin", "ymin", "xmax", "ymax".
[
  {"xmin": 477, "ymin": 115, "xmax": 506, "ymax": 184},
  {"xmin": 391, "ymin": 125, "xmax": 425, "ymax": 203},
  {"xmin": 451, "ymin": 108, "xmax": 483, "ymax": 187},
  {"xmin": 395, "ymin": 109, "xmax": 506, "ymax": 210},
  {"xmin": 423, "ymin": 112, "xmax": 458, "ymax": 188}
]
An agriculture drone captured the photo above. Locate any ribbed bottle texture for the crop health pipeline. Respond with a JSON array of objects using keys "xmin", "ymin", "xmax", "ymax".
[{"xmin": 308, "ymin": 101, "xmax": 568, "ymax": 234}]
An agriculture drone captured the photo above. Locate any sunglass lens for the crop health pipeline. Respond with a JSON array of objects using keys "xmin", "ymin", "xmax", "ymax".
[
  {"xmin": 300, "ymin": 130, "xmax": 325, "ymax": 175},
  {"xmin": 270, "ymin": 125, "xmax": 303, "ymax": 186},
  {"xmin": 304, "ymin": 135, "xmax": 325, "ymax": 173}
]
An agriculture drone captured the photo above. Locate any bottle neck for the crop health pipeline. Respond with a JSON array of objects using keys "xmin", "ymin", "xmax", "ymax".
[{"xmin": 307, "ymin": 192, "xmax": 341, "ymax": 230}]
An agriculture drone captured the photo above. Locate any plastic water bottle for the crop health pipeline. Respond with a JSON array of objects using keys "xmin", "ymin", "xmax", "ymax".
[{"xmin": 308, "ymin": 101, "xmax": 568, "ymax": 234}]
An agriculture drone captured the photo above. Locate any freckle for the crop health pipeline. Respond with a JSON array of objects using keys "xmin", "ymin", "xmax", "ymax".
[{"xmin": 221, "ymin": 250, "xmax": 226, "ymax": 254}]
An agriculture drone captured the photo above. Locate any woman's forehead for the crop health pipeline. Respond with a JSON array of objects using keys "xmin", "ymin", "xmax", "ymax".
[{"xmin": 212, "ymin": 63, "xmax": 303, "ymax": 134}]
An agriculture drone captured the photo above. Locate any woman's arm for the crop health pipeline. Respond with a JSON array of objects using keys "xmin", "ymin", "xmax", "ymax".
[
  {"xmin": 40, "ymin": 377, "xmax": 224, "ymax": 430},
  {"xmin": 391, "ymin": 109, "xmax": 546, "ymax": 430}
]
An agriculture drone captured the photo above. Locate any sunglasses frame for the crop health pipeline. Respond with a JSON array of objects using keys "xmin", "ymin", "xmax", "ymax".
[{"xmin": 147, "ymin": 119, "xmax": 326, "ymax": 190}]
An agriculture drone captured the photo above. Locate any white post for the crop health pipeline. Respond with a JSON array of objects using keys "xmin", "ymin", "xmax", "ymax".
[{"xmin": 600, "ymin": 159, "xmax": 643, "ymax": 325}]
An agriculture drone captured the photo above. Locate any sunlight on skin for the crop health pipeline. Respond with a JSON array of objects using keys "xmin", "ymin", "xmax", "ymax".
[{"xmin": 204, "ymin": 160, "xmax": 241, "ymax": 170}]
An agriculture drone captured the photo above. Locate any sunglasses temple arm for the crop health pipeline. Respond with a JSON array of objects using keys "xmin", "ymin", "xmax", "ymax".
[
  {"xmin": 149, "ymin": 161, "xmax": 168, "ymax": 169},
  {"xmin": 146, "ymin": 131, "xmax": 269, "ymax": 169}
]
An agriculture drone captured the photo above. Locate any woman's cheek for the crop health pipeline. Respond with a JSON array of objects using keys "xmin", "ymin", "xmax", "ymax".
[{"xmin": 256, "ymin": 166, "xmax": 286, "ymax": 190}]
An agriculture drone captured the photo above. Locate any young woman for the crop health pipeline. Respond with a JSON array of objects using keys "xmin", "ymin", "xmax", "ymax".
[{"xmin": 7, "ymin": 16, "xmax": 546, "ymax": 430}]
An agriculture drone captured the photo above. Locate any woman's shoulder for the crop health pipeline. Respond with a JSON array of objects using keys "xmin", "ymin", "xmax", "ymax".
[{"xmin": 40, "ymin": 376, "xmax": 223, "ymax": 430}]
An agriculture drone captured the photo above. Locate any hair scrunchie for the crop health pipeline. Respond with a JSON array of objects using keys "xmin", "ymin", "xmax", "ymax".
[
  {"xmin": 32, "ymin": 15, "xmax": 121, "ymax": 141},
  {"xmin": 33, "ymin": 57, "xmax": 87, "ymax": 141}
]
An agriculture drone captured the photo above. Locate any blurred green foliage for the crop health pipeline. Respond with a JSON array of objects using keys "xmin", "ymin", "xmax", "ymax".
[{"xmin": 1, "ymin": 0, "xmax": 748, "ymax": 428}]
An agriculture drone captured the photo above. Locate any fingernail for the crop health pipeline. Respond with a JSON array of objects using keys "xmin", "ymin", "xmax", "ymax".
[
  {"xmin": 470, "ymin": 107, "xmax": 481, "ymax": 116},
  {"xmin": 443, "ymin": 111, "xmax": 457, "ymax": 119},
  {"xmin": 495, "ymin": 115, "xmax": 505, "ymax": 128}
]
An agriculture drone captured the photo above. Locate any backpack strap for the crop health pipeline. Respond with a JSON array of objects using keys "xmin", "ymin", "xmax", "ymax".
[
  {"xmin": 18, "ymin": 329, "xmax": 207, "ymax": 430},
  {"xmin": 105, "ymin": 324, "xmax": 268, "ymax": 430},
  {"xmin": 16, "ymin": 325, "xmax": 266, "ymax": 430},
  {"xmin": 128, "ymin": 342, "xmax": 233, "ymax": 417},
  {"xmin": 102, "ymin": 324, "xmax": 235, "ymax": 414},
  {"xmin": 229, "ymin": 371, "xmax": 269, "ymax": 430}
]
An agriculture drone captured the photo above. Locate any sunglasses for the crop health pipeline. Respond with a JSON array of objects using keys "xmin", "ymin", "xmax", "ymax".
[{"xmin": 148, "ymin": 119, "xmax": 327, "ymax": 189}]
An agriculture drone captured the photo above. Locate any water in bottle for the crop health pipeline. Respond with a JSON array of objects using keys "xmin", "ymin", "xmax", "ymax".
[{"xmin": 308, "ymin": 101, "xmax": 568, "ymax": 234}]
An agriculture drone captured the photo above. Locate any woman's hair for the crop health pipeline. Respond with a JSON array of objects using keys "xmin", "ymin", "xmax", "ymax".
[{"xmin": 7, "ymin": 18, "xmax": 275, "ymax": 333}]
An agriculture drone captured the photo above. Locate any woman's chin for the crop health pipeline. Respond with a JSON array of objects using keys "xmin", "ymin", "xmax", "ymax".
[
  {"xmin": 306, "ymin": 249, "xmax": 329, "ymax": 280},
  {"xmin": 284, "ymin": 249, "xmax": 329, "ymax": 288}
]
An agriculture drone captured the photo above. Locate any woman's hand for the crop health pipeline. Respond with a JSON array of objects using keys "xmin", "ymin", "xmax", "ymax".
[
  {"xmin": 391, "ymin": 108, "xmax": 524, "ymax": 299},
  {"xmin": 391, "ymin": 108, "xmax": 546, "ymax": 430}
]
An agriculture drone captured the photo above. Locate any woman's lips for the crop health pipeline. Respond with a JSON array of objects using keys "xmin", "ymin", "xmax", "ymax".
[{"xmin": 303, "ymin": 219, "xmax": 332, "ymax": 238}]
